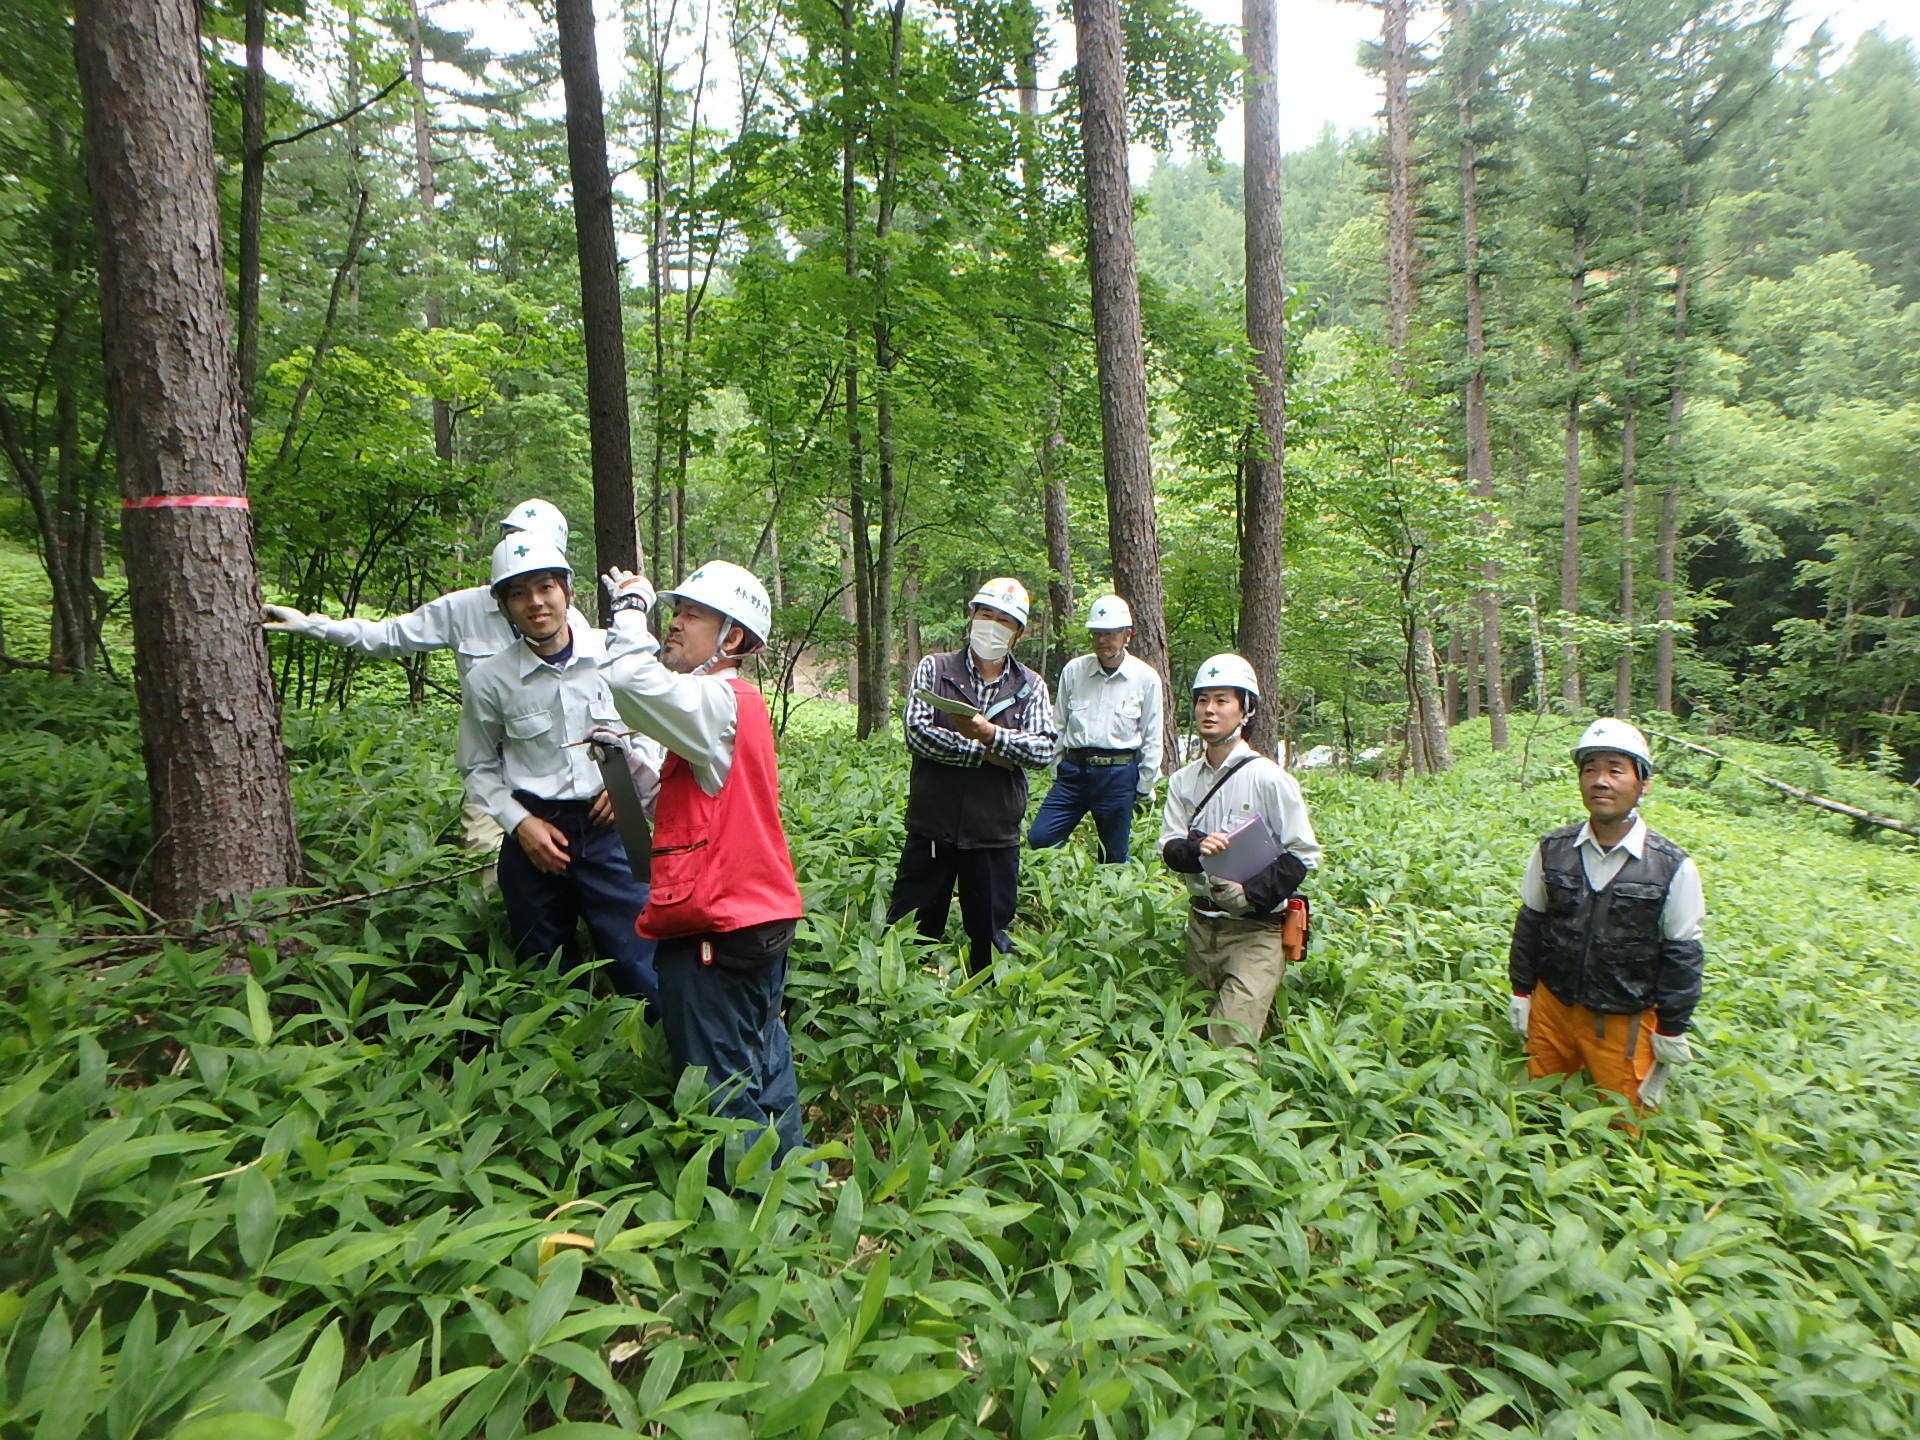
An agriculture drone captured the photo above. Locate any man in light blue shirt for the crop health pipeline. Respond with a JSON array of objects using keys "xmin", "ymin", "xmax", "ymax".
[
  {"xmin": 459, "ymin": 535, "xmax": 661, "ymax": 1004},
  {"xmin": 1028, "ymin": 595, "xmax": 1164, "ymax": 862}
]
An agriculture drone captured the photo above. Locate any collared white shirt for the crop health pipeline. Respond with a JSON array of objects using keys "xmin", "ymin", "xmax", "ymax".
[
  {"xmin": 1053, "ymin": 651, "xmax": 1165, "ymax": 795},
  {"xmin": 316, "ymin": 585, "xmax": 590, "ymax": 686},
  {"xmin": 1160, "ymin": 738, "xmax": 1320, "ymax": 908},
  {"xmin": 601, "ymin": 609, "xmax": 742, "ymax": 797},
  {"xmin": 1519, "ymin": 814, "xmax": 1705, "ymax": 941},
  {"xmin": 458, "ymin": 624, "xmax": 664, "ymax": 835}
]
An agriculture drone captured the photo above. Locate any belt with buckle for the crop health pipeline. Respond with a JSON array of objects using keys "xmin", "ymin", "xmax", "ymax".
[{"xmin": 1072, "ymin": 747, "xmax": 1139, "ymax": 768}]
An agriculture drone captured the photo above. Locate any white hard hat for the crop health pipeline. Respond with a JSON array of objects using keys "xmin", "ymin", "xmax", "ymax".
[
  {"xmin": 498, "ymin": 498, "xmax": 570, "ymax": 551},
  {"xmin": 968, "ymin": 577, "xmax": 1030, "ymax": 627},
  {"xmin": 661, "ymin": 560, "xmax": 773, "ymax": 648},
  {"xmin": 1573, "ymin": 718, "xmax": 1653, "ymax": 775},
  {"xmin": 489, "ymin": 534, "xmax": 573, "ymax": 596},
  {"xmin": 1192, "ymin": 653, "xmax": 1261, "ymax": 699},
  {"xmin": 1086, "ymin": 595, "xmax": 1133, "ymax": 630}
]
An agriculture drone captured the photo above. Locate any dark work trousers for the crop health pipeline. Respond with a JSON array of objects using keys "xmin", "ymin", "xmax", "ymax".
[
  {"xmin": 498, "ymin": 795, "xmax": 659, "ymax": 1007},
  {"xmin": 1027, "ymin": 755, "xmax": 1140, "ymax": 862},
  {"xmin": 654, "ymin": 939, "xmax": 805, "ymax": 1162},
  {"xmin": 887, "ymin": 836, "xmax": 1020, "ymax": 974}
]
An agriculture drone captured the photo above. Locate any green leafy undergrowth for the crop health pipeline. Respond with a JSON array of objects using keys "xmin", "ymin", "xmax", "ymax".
[{"xmin": 3, "ymin": 691, "xmax": 1918, "ymax": 1437}]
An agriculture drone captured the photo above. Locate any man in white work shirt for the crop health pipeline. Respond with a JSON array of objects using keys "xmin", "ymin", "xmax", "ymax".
[
  {"xmin": 601, "ymin": 560, "xmax": 808, "ymax": 1165},
  {"xmin": 264, "ymin": 498, "xmax": 587, "ymax": 851},
  {"xmin": 458, "ymin": 535, "xmax": 661, "ymax": 1004},
  {"xmin": 1160, "ymin": 654, "xmax": 1320, "ymax": 1047},
  {"xmin": 1028, "ymin": 594, "xmax": 1164, "ymax": 863},
  {"xmin": 1507, "ymin": 718, "xmax": 1705, "ymax": 1113}
]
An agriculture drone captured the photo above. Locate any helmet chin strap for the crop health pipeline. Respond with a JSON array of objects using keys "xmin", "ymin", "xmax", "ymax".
[{"xmin": 688, "ymin": 646, "xmax": 727, "ymax": 678}]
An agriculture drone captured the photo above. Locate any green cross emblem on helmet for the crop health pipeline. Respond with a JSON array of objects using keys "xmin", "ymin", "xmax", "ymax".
[
  {"xmin": 1207, "ymin": 664, "xmax": 1221, "ymax": 678},
  {"xmin": 514, "ymin": 544, "xmax": 529, "ymax": 557}
]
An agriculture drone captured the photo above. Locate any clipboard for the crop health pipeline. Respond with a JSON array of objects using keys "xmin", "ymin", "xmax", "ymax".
[
  {"xmin": 910, "ymin": 686, "xmax": 980, "ymax": 718},
  {"xmin": 1199, "ymin": 813, "xmax": 1285, "ymax": 885}
]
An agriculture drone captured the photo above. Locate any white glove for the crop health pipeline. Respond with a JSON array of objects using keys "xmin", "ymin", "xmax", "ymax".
[
  {"xmin": 262, "ymin": 603, "xmax": 331, "ymax": 637},
  {"xmin": 585, "ymin": 725, "xmax": 629, "ymax": 761},
  {"xmin": 601, "ymin": 567, "xmax": 655, "ymax": 615},
  {"xmin": 1508, "ymin": 993, "xmax": 1532, "ymax": 1039},
  {"xmin": 1208, "ymin": 878, "xmax": 1253, "ymax": 917},
  {"xmin": 1649, "ymin": 1031, "xmax": 1692, "ymax": 1067},
  {"xmin": 1638, "ymin": 1063, "xmax": 1670, "ymax": 1109}
]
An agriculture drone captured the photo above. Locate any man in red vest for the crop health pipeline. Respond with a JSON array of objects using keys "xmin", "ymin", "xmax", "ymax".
[{"xmin": 601, "ymin": 560, "xmax": 807, "ymax": 1161}]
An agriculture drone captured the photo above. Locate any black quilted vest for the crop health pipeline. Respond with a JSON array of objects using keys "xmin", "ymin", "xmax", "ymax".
[
  {"xmin": 1535, "ymin": 822, "xmax": 1688, "ymax": 1015},
  {"xmin": 904, "ymin": 648, "xmax": 1041, "ymax": 849}
]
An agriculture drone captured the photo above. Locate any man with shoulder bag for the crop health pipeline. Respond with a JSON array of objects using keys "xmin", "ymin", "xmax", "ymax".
[{"xmin": 1159, "ymin": 654, "xmax": 1320, "ymax": 1047}]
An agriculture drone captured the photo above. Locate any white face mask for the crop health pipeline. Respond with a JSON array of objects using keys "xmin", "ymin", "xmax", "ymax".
[{"xmin": 969, "ymin": 618, "xmax": 1014, "ymax": 663}]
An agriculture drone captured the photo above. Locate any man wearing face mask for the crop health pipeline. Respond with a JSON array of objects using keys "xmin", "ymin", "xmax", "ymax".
[
  {"xmin": 888, "ymin": 578, "xmax": 1058, "ymax": 975},
  {"xmin": 600, "ymin": 560, "xmax": 808, "ymax": 1164}
]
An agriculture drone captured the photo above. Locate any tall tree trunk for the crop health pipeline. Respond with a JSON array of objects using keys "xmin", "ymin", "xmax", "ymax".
[
  {"xmin": 837, "ymin": 0, "xmax": 875, "ymax": 736},
  {"xmin": 73, "ymin": 0, "xmax": 302, "ymax": 916},
  {"xmin": 1463, "ymin": 618, "xmax": 1480, "ymax": 721},
  {"xmin": 555, "ymin": 0, "xmax": 640, "ymax": 609},
  {"xmin": 1239, "ymin": 0, "xmax": 1285, "ymax": 757},
  {"xmin": 407, "ymin": 0, "xmax": 452, "ymax": 462},
  {"xmin": 1616, "ymin": 191, "xmax": 1645, "ymax": 718},
  {"xmin": 645, "ymin": 0, "xmax": 671, "ymax": 578},
  {"xmin": 1412, "ymin": 620, "xmax": 1450, "ymax": 769},
  {"xmin": 236, "ymin": 0, "xmax": 266, "ymax": 421},
  {"xmin": 1454, "ymin": 0, "xmax": 1505, "ymax": 749},
  {"xmin": 1527, "ymin": 592, "xmax": 1550, "ymax": 713},
  {"xmin": 1444, "ymin": 627, "xmax": 1462, "ymax": 724},
  {"xmin": 1017, "ymin": 10, "xmax": 1074, "ymax": 678},
  {"xmin": 859, "ymin": 0, "xmax": 906, "ymax": 739},
  {"xmin": 1072, "ymin": 0, "xmax": 1174, "ymax": 758},
  {"xmin": 1558, "ymin": 219, "xmax": 1587, "ymax": 712},
  {"xmin": 1383, "ymin": 0, "xmax": 1414, "ymax": 376},
  {"xmin": 900, "ymin": 541, "xmax": 922, "ymax": 682},
  {"xmin": 1655, "ymin": 179, "xmax": 1691, "ymax": 715}
]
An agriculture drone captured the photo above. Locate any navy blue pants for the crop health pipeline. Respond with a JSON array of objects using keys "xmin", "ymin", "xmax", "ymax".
[
  {"xmin": 887, "ymin": 836, "xmax": 1019, "ymax": 975},
  {"xmin": 1028, "ymin": 756, "xmax": 1140, "ymax": 862},
  {"xmin": 655, "ymin": 937, "xmax": 805, "ymax": 1163},
  {"xmin": 497, "ymin": 797, "xmax": 659, "ymax": 1006}
]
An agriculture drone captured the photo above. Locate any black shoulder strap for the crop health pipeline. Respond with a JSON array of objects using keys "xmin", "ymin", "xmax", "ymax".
[{"xmin": 1191, "ymin": 756, "xmax": 1258, "ymax": 830}]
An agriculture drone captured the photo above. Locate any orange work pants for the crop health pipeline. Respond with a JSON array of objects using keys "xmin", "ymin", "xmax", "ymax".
[{"xmin": 1526, "ymin": 984, "xmax": 1657, "ymax": 1111}]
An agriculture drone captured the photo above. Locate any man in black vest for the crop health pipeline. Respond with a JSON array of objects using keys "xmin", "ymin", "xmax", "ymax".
[
  {"xmin": 888, "ymin": 578, "xmax": 1058, "ymax": 974},
  {"xmin": 1508, "ymin": 719, "xmax": 1706, "ymax": 1112}
]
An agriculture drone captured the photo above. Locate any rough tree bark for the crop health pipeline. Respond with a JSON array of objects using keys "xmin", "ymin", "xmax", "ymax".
[
  {"xmin": 1655, "ymin": 179, "xmax": 1692, "ymax": 715},
  {"xmin": 1383, "ymin": 0, "xmax": 1414, "ymax": 378},
  {"xmin": 1239, "ymin": 0, "xmax": 1285, "ymax": 757},
  {"xmin": 859, "ymin": 0, "xmax": 906, "ymax": 739},
  {"xmin": 1017, "ymin": 6, "xmax": 1074, "ymax": 678},
  {"xmin": 554, "ymin": 0, "xmax": 640, "ymax": 609},
  {"xmin": 236, "ymin": 0, "xmax": 266, "ymax": 418},
  {"xmin": 1616, "ymin": 186, "xmax": 1646, "ymax": 718},
  {"xmin": 72, "ymin": 0, "xmax": 302, "ymax": 915},
  {"xmin": 1072, "ymin": 0, "xmax": 1174, "ymax": 758},
  {"xmin": 837, "ymin": 0, "xmax": 875, "ymax": 734},
  {"xmin": 1558, "ymin": 217, "xmax": 1588, "ymax": 712},
  {"xmin": 407, "ymin": 0, "xmax": 452, "ymax": 462},
  {"xmin": 1453, "ymin": 0, "xmax": 1506, "ymax": 748}
]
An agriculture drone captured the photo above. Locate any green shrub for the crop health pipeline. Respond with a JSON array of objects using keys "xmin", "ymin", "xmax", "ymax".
[{"xmin": 2, "ymin": 687, "xmax": 1917, "ymax": 1436}]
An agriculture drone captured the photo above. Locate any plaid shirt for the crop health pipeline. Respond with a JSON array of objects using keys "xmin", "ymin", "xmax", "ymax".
[{"xmin": 903, "ymin": 650, "xmax": 1056, "ymax": 771}]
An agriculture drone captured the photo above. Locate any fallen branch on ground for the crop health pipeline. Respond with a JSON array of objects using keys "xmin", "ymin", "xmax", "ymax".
[{"xmin": 1647, "ymin": 729, "xmax": 1920, "ymax": 839}]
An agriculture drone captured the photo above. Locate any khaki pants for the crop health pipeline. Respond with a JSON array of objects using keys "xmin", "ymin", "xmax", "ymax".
[
  {"xmin": 461, "ymin": 798, "xmax": 504, "ymax": 852},
  {"xmin": 1185, "ymin": 909, "xmax": 1288, "ymax": 1047}
]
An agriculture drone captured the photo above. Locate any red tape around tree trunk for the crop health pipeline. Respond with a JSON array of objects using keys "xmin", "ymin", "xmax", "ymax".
[{"xmin": 121, "ymin": 495, "xmax": 250, "ymax": 509}]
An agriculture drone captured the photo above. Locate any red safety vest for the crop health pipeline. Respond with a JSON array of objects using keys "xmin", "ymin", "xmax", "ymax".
[{"xmin": 636, "ymin": 676, "xmax": 803, "ymax": 940}]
